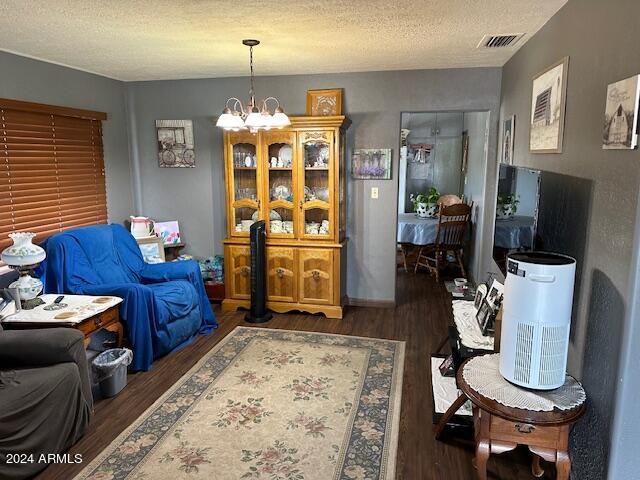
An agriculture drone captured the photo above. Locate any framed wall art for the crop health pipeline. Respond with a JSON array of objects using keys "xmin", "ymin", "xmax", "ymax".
[
  {"xmin": 501, "ymin": 115, "xmax": 515, "ymax": 164},
  {"xmin": 603, "ymin": 74, "xmax": 640, "ymax": 150},
  {"xmin": 529, "ymin": 57, "xmax": 569, "ymax": 153},
  {"xmin": 351, "ymin": 149, "xmax": 392, "ymax": 180},
  {"xmin": 306, "ymin": 89, "xmax": 342, "ymax": 116},
  {"xmin": 156, "ymin": 119, "xmax": 196, "ymax": 167}
]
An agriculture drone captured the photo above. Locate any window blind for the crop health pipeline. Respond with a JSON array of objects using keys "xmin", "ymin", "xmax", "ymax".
[{"xmin": 0, "ymin": 99, "xmax": 108, "ymax": 250}]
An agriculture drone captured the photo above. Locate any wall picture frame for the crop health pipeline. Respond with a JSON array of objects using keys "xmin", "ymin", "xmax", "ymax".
[
  {"xmin": 136, "ymin": 236, "xmax": 165, "ymax": 263},
  {"xmin": 351, "ymin": 148, "xmax": 392, "ymax": 180},
  {"xmin": 501, "ymin": 115, "xmax": 515, "ymax": 164},
  {"xmin": 156, "ymin": 119, "xmax": 196, "ymax": 167},
  {"xmin": 306, "ymin": 89, "xmax": 342, "ymax": 116},
  {"xmin": 603, "ymin": 74, "xmax": 640, "ymax": 150},
  {"xmin": 529, "ymin": 57, "xmax": 569, "ymax": 153}
]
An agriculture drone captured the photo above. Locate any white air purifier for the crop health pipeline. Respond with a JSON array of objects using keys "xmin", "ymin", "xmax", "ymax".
[{"xmin": 499, "ymin": 252, "xmax": 576, "ymax": 390}]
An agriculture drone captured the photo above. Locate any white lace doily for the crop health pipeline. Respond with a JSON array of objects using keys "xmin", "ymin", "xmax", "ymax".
[
  {"xmin": 463, "ymin": 354, "xmax": 586, "ymax": 412},
  {"xmin": 452, "ymin": 300, "xmax": 494, "ymax": 350}
]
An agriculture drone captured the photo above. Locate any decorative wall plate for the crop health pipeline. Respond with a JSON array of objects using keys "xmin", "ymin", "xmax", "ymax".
[{"xmin": 278, "ymin": 145, "xmax": 293, "ymax": 165}]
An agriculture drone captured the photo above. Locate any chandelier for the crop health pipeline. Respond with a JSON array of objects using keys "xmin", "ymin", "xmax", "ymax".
[{"xmin": 216, "ymin": 39, "xmax": 290, "ymax": 133}]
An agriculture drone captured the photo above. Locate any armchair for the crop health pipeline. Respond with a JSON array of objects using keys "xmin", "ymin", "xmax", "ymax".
[
  {"xmin": 0, "ymin": 327, "xmax": 92, "ymax": 480},
  {"xmin": 41, "ymin": 224, "xmax": 218, "ymax": 371}
]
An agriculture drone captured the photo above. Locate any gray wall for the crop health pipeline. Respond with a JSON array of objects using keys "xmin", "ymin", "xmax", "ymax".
[
  {"xmin": 126, "ymin": 68, "xmax": 501, "ymax": 302},
  {"xmin": 497, "ymin": 0, "xmax": 640, "ymax": 478},
  {"xmin": 0, "ymin": 51, "xmax": 133, "ymax": 222}
]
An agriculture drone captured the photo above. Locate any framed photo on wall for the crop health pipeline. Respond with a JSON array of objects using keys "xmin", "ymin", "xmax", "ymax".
[
  {"xmin": 501, "ymin": 115, "xmax": 515, "ymax": 164},
  {"xmin": 351, "ymin": 149, "xmax": 392, "ymax": 180},
  {"xmin": 603, "ymin": 74, "xmax": 640, "ymax": 150},
  {"xmin": 156, "ymin": 119, "xmax": 196, "ymax": 167},
  {"xmin": 529, "ymin": 57, "xmax": 569, "ymax": 153},
  {"xmin": 306, "ymin": 89, "xmax": 342, "ymax": 116}
]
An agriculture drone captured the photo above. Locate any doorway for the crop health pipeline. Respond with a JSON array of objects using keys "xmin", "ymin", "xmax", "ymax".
[{"xmin": 396, "ymin": 111, "xmax": 490, "ymax": 299}]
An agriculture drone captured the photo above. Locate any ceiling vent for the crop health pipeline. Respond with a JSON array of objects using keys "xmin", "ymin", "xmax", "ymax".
[{"xmin": 477, "ymin": 34, "xmax": 525, "ymax": 49}]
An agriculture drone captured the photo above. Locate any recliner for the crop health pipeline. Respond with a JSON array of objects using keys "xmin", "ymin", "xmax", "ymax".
[{"xmin": 0, "ymin": 327, "xmax": 92, "ymax": 480}]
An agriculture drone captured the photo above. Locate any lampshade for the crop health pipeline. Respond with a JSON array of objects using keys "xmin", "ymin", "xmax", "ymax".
[
  {"xmin": 228, "ymin": 114, "xmax": 246, "ymax": 131},
  {"xmin": 271, "ymin": 111, "xmax": 291, "ymax": 129},
  {"xmin": 216, "ymin": 110, "xmax": 237, "ymax": 129},
  {"xmin": 244, "ymin": 109, "xmax": 265, "ymax": 129},
  {"xmin": 1, "ymin": 232, "xmax": 45, "ymax": 267}
]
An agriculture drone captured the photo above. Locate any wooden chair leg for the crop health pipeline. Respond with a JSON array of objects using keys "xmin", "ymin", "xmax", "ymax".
[
  {"xmin": 435, "ymin": 393, "xmax": 467, "ymax": 440},
  {"xmin": 435, "ymin": 250, "xmax": 441, "ymax": 283},
  {"xmin": 414, "ymin": 247, "xmax": 423, "ymax": 274},
  {"xmin": 402, "ymin": 245, "xmax": 409, "ymax": 273},
  {"xmin": 456, "ymin": 249, "xmax": 466, "ymax": 278}
]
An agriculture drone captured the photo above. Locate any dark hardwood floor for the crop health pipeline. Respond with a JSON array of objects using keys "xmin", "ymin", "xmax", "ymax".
[{"xmin": 36, "ymin": 270, "xmax": 553, "ymax": 480}]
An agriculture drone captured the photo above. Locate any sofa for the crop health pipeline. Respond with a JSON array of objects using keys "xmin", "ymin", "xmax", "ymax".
[
  {"xmin": 40, "ymin": 224, "xmax": 218, "ymax": 371},
  {"xmin": 0, "ymin": 327, "xmax": 92, "ymax": 480}
]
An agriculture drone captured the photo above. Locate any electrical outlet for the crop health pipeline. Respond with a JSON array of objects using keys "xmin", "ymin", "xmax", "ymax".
[{"xmin": 371, "ymin": 187, "xmax": 379, "ymax": 199}]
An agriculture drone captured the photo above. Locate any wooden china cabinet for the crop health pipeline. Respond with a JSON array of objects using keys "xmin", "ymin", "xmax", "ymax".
[{"xmin": 222, "ymin": 116, "xmax": 350, "ymax": 319}]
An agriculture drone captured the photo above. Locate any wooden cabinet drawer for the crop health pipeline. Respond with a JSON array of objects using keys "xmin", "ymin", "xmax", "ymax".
[
  {"xmin": 226, "ymin": 245, "xmax": 251, "ymax": 300},
  {"xmin": 490, "ymin": 415, "xmax": 561, "ymax": 447},
  {"xmin": 298, "ymin": 248, "xmax": 334, "ymax": 305},
  {"xmin": 267, "ymin": 247, "xmax": 296, "ymax": 302}
]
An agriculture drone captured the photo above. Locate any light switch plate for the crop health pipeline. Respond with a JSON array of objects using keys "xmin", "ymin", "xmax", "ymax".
[{"xmin": 371, "ymin": 187, "xmax": 379, "ymax": 199}]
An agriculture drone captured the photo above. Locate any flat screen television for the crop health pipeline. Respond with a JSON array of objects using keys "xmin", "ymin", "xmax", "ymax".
[{"xmin": 492, "ymin": 164, "xmax": 592, "ymax": 279}]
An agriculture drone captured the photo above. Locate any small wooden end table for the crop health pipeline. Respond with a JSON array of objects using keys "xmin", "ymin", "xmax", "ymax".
[
  {"xmin": 2, "ymin": 295, "xmax": 124, "ymax": 349},
  {"xmin": 457, "ymin": 357, "xmax": 586, "ymax": 480}
]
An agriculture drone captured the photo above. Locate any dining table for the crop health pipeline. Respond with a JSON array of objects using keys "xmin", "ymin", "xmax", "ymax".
[
  {"xmin": 397, "ymin": 213, "xmax": 439, "ymax": 271},
  {"xmin": 397, "ymin": 213, "xmax": 439, "ymax": 245}
]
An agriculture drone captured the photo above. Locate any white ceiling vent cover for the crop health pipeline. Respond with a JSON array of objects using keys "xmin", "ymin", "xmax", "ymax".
[{"xmin": 477, "ymin": 34, "xmax": 525, "ymax": 48}]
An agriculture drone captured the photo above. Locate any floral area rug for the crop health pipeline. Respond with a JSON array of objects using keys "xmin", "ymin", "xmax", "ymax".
[{"xmin": 76, "ymin": 327, "xmax": 405, "ymax": 480}]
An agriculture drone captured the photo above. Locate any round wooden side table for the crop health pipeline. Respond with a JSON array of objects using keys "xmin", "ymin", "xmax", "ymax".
[{"xmin": 457, "ymin": 357, "xmax": 586, "ymax": 480}]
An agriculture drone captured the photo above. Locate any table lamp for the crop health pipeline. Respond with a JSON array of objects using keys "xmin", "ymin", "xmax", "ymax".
[{"xmin": 1, "ymin": 232, "xmax": 46, "ymax": 309}]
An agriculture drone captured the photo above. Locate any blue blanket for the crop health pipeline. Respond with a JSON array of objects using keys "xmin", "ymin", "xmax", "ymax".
[{"xmin": 40, "ymin": 224, "xmax": 217, "ymax": 371}]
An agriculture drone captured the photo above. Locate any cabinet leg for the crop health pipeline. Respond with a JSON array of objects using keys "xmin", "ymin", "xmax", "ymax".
[
  {"xmin": 556, "ymin": 451, "xmax": 571, "ymax": 480},
  {"xmin": 475, "ymin": 439, "xmax": 490, "ymax": 480}
]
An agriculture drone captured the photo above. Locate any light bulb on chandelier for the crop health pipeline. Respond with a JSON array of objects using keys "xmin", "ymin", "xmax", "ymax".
[{"xmin": 216, "ymin": 40, "xmax": 290, "ymax": 133}]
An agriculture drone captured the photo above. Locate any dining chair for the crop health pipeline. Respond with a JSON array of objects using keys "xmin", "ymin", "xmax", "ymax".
[{"xmin": 414, "ymin": 202, "xmax": 472, "ymax": 281}]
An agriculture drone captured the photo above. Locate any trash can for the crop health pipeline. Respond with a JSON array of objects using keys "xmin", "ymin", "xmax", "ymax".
[{"xmin": 92, "ymin": 348, "xmax": 133, "ymax": 398}]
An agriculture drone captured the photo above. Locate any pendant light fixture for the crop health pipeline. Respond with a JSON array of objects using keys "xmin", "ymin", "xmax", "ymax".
[{"xmin": 216, "ymin": 39, "xmax": 290, "ymax": 133}]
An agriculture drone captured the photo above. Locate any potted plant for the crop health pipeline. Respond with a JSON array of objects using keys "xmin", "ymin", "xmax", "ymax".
[
  {"xmin": 411, "ymin": 187, "xmax": 440, "ymax": 218},
  {"xmin": 496, "ymin": 193, "xmax": 519, "ymax": 219}
]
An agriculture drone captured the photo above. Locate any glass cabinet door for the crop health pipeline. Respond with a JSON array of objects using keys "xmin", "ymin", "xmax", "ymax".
[
  {"xmin": 299, "ymin": 130, "xmax": 334, "ymax": 239},
  {"xmin": 262, "ymin": 131, "xmax": 296, "ymax": 238},
  {"xmin": 228, "ymin": 132, "xmax": 260, "ymax": 236}
]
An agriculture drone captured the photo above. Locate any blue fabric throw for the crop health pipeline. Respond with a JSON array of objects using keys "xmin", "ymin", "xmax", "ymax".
[{"xmin": 39, "ymin": 224, "xmax": 217, "ymax": 371}]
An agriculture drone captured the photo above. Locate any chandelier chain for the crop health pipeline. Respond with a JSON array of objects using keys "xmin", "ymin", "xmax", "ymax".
[{"xmin": 249, "ymin": 45, "xmax": 255, "ymax": 107}]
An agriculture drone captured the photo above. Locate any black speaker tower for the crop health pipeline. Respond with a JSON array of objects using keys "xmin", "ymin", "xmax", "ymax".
[{"xmin": 245, "ymin": 220, "xmax": 272, "ymax": 323}]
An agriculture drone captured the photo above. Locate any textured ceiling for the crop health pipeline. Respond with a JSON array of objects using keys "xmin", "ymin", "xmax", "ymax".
[{"xmin": 0, "ymin": 0, "xmax": 567, "ymax": 81}]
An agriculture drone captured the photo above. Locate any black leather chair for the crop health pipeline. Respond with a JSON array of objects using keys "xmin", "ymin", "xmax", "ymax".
[{"xmin": 0, "ymin": 327, "xmax": 93, "ymax": 479}]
